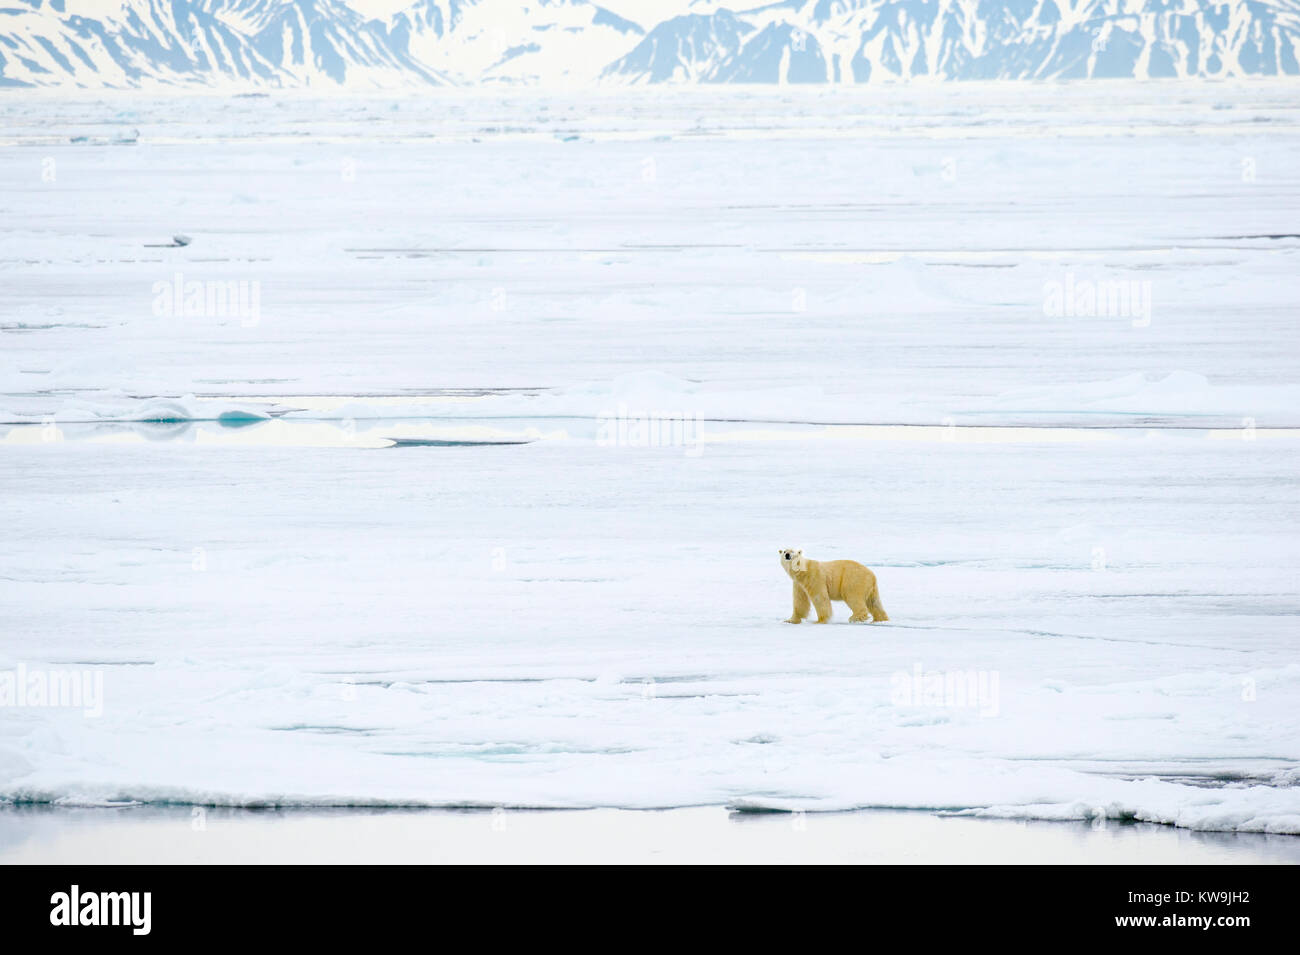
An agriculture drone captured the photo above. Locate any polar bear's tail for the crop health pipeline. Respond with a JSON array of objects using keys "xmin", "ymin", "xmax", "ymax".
[{"xmin": 867, "ymin": 585, "xmax": 889, "ymax": 622}]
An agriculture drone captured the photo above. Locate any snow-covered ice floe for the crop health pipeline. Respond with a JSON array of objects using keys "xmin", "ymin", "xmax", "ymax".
[{"xmin": 1, "ymin": 84, "xmax": 1297, "ymax": 836}]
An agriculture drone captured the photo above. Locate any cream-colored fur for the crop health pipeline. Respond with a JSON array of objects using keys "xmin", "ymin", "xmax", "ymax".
[{"xmin": 779, "ymin": 548, "xmax": 888, "ymax": 624}]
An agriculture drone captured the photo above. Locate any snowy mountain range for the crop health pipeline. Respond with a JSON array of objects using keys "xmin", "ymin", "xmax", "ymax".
[{"xmin": 3, "ymin": 0, "xmax": 1298, "ymax": 88}]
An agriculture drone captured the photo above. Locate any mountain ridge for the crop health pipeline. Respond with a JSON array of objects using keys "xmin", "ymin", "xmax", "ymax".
[{"xmin": 3, "ymin": 0, "xmax": 1298, "ymax": 88}]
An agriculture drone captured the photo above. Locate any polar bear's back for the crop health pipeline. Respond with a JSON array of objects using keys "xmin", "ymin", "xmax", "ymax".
[{"xmin": 817, "ymin": 559, "xmax": 877, "ymax": 598}]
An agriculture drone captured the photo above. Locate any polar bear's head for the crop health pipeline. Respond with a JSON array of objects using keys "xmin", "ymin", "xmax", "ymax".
[{"xmin": 779, "ymin": 548, "xmax": 806, "ymax": 573}]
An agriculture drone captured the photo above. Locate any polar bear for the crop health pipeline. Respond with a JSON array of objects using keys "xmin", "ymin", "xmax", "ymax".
[{"xmin": 779, "ymin": 548, "xmax": 888, "ymax": 624}]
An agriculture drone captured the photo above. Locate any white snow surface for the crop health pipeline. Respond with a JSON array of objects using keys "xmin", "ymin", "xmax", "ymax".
[{"xmin": 1, "ymin": 83, "xmax": 1298, "ymax": 832}]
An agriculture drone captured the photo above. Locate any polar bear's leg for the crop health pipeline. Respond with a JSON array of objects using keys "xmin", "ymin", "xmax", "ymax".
[
  {"xmin": 847, "ymin": 592, "xmax": 872, "ymax": 623},
  {"xmin": 785, "ymin": 582, "xmax": 810, "ymax": 623},
  {"xmin": 866, "ymin": 585, "xmax": 889, "ymax": 622},
  {"xmin": 812, "ymin": 586, "xmax": 833, "ymax": 624}
]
